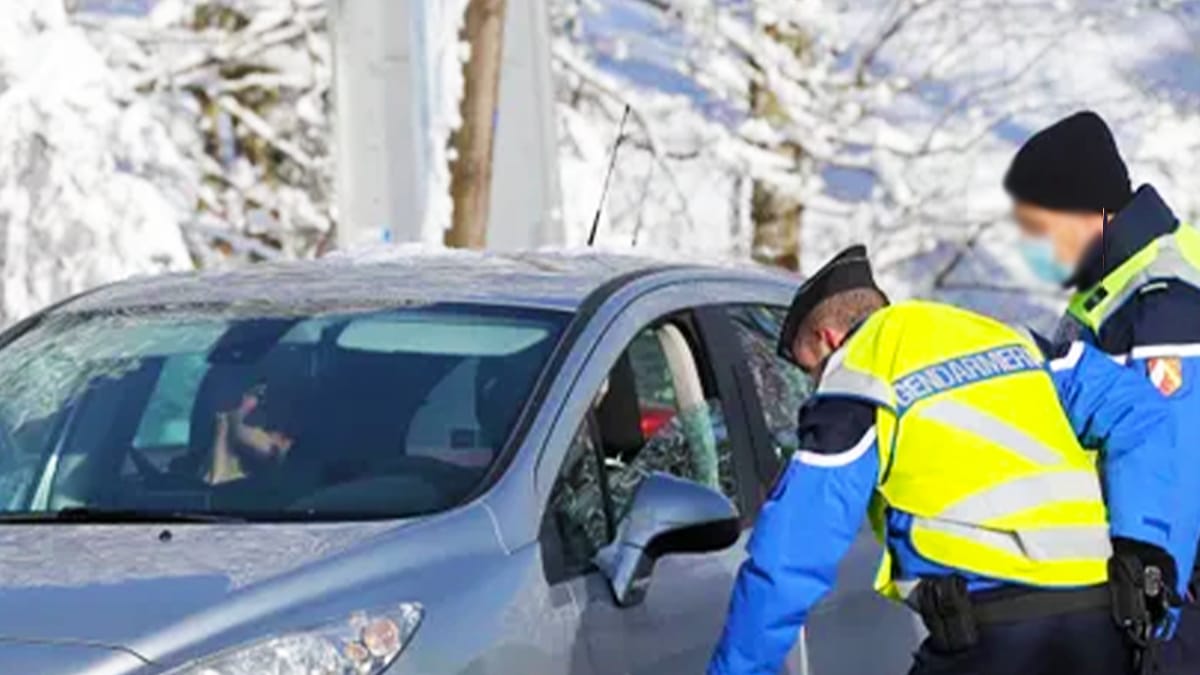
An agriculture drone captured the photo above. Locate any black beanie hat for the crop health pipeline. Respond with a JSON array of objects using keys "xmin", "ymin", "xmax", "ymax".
[{"xmin": 1004, "ymin": 111, "xmax": 1132, "ymax": 214}]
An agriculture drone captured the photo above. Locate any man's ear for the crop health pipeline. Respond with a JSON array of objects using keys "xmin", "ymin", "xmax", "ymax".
[{"xmin": 819, "ymin": 326, "xmax": 846, "ymax": 353}]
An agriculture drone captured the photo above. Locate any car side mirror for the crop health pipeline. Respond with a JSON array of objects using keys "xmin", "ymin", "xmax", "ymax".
[{"xmin": 593, "ymin": 472, "xmax": 740, "ymax": 607}]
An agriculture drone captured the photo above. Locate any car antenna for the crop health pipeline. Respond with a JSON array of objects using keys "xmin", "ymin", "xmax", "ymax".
[{"xmin": 587, "ymin": 104, "xmax": 632, "ymax": 247}]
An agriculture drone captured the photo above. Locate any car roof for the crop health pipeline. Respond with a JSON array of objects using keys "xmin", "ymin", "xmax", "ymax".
[{"xmin": 61, "ymin": 248, "xmax": 798, "ymax": 316}]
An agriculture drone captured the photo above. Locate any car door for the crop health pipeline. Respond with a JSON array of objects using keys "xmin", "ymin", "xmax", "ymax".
[{"xmin": 722, "ymin": 304, "xmax": 925, "ymax": 675}]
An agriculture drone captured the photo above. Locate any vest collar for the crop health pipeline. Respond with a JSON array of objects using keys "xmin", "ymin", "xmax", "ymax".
[{"xmin": 1069, "ymin": 184, "xmax": 1178, "ymax": 290}]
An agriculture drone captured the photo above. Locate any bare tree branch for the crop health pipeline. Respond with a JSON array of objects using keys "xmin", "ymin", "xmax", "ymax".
[{"xmin": 215, "ymin": 95, "xmax": 316, "ymax": 169}]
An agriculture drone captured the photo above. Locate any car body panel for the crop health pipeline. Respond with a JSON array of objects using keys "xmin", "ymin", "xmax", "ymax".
[{"xmin": 575, "ymin": 530, "xmax": 748, "ymax": 674}]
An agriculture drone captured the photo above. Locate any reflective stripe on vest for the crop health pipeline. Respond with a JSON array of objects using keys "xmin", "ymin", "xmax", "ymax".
[
  {"xmin": 919, "ymin": 399, "xmax": 1062, "ymax": 467},
  {"xmin": 1068, "ymin": 223, "xmax": 1200, "ymax": 334},
  {"xmin": 816, "ymin": 301, "xmax": 1111, "ymax": 601},
  {"xmin": 816, "ymin": 346, "xmax": 894, "ymax": 407},
  {"xmin": 935, "ymin": 470, "xmax": 1103, "ymax": 523},
  {"xmin": 913, "ymin": 519, "xmax": 1110, "ymax": 566}
]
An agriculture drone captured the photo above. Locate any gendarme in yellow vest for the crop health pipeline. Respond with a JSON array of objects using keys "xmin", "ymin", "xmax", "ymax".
[{"xmin": 817, "ymin": 301, "xmax": 1111, "ymax": 600}]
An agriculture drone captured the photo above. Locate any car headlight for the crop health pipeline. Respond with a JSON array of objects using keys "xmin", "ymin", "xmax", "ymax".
[{"xmin": 167, "ymin": 603, "xmax": 423, "ymax": 675}]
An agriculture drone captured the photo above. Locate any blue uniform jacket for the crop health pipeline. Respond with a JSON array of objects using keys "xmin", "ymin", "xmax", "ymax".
[
  {"xmin": 1054, "ymin": 185, "xmax": 1200, "ymax": 593},
  {"xmin": 707, "ymin": 340, "xmax": 1179, "ymax": 675}
]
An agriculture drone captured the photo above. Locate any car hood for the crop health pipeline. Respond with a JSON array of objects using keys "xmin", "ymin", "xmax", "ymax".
[{"xmin": 0, "ymin": 521, "xmax": 401, "ymax": 657}]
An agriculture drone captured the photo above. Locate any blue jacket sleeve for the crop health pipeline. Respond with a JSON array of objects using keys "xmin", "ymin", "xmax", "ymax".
[
  {"xmin": 1046, "ymin": 341, "xmax": 1178, "ymax": 550},
  {"xmin": 708, "ymin": 399, "xmax": 877, "ymax": 675},
  {"xmin": 1124, "ymin": 284, "xmax": 1200, "ymax": 581}
]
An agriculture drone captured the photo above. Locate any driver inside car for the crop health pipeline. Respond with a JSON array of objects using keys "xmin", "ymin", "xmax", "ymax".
[{"xmin": 204, "ymin": 381, "xmax": 297, "ymax": 486}]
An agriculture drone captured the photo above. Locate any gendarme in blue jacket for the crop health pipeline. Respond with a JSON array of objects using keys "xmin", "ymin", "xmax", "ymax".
[
  {"xmin": 1054, "ymin": 185, "xmax": 1200, "ymax": 585},
  {"xmin": 1052, "ymin": 185, "xmax": 1200, "ymax": 663},
  {"xmin": 707, "ymin": 338, "xmax": 1179, "ymax": 675}
]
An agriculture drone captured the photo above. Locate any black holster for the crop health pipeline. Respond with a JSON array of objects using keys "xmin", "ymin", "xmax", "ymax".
[
  {"xmin": 1109, "ymin": 554, "xmax": 1174, "ymax": 675},
  {"xmin": 1110, "ymin": 554, "xmax": 1152, "ymax": 640},
  {"xmin": 915, "ymin": 575, "xmax": 980, "ymax": 653}
]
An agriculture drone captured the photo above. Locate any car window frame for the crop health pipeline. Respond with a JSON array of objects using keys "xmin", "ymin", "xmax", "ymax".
[
  {"xmin": 692, "ymin": 305, "xmax": 781, "ymax": 519},
  {"xmin": 712, "ymin": 303, "xmax": 808, "ymax": 497}
]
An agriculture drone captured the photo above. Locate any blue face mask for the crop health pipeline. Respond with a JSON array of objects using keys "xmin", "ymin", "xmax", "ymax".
[{"xmin": 1018, "ymin": 238, "xmax": 1073, "ymax": 285}]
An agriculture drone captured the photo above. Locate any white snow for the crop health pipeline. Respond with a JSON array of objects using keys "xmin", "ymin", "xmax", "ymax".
[
  {"xmin": 417, "ymin": 0, "xmax": 472, "ymax": 244},
  {"xmin": 0, "ymin": 0, "xmax": 192, "ymax": 324}
]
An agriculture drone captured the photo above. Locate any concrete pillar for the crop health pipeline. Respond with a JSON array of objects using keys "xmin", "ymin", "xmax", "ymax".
[{"xmin": 328, "ymin": 0, "xmax": 425, "ymax": 248}]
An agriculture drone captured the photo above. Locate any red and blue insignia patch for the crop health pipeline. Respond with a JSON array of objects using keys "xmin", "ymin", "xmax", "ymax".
[{"xmin": 1148, "ymin": 357, "xmax": 1184, "ymax": 397}]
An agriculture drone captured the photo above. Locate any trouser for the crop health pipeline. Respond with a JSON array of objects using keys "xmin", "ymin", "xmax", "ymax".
[
  {"xmin": 1159, "ymin": 602, "xmax": 1200, "ymax": 674},
  {"xmin": 907, "ymin": 608, "xmax": 1136, "ymax": 675}
]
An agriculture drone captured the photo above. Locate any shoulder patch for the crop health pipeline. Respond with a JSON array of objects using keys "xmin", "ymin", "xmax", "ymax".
[{"xmin": 1148, "ymin": 357, "xmax": 1184, "ymax": 396}]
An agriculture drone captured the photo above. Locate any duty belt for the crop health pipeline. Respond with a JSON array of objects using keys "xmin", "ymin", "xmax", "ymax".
[
  {"xmin": 913, "ymin": 578, "xmax": 1112, "ymax": 654},
  {"xmin": 970, "ymin": 584, "xmax": 1111, "ymax": 624}
]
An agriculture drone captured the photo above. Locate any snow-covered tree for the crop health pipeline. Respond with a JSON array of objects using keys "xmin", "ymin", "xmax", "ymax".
[
  {"xmin": 7, "ymin": 0, "xmax": 1200, "ymax": 332},
  {"xmin": 83, "ymin": 0, "xmax": 334, "ymax": 264},
  {"xmin": 0, "ymin": 0, "xmax": 193, "ymax": 324},
  {"xmin": 553, "ymin": 1, "xmax": 1077, "ymax": 260},
  {"xmin": 549, "ymin": 0, "xmax": 1200, "ymax": 325}
]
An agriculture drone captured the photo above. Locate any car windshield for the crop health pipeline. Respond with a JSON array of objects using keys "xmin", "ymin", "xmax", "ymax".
[{"xmin": 0, "ymin": 302, "xmax": 567, "ymax": 521}]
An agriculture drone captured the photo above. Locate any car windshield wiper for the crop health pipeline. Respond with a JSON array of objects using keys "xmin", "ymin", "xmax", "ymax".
[{"xmin": 0, "ymin": 508, "xmax": 247, "ymax": 524}]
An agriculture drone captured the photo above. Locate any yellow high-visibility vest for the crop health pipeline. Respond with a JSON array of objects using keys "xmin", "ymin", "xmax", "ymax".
[
  {"xmin": 1066, "ymin": 222, "xmax": 1200, "ymax": 335},
  {"xmin": 817, "ymin": 301, "xmax": 1111, "ymax": 600}
]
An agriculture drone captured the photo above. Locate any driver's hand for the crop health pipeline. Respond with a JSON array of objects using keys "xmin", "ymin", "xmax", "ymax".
[{"xmin": 206, "ymin": 412, "xmax": 241, "ymax": 485}]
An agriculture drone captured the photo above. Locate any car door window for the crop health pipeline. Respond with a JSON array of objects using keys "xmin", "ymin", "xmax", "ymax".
[
  {"xmin": 546, "ymin": 419, "xmax": 612, "ymax": 577},
  {"xmin": 726, "ymin": 305, "xmax": 812, "ymax": 460},
  {"xmin": 602, "ymin": 323, "xmax": 736, "ymax": 519},
  {"xmin": 545, "ymin": 317, "xmax": 737, "ymax": 579}
]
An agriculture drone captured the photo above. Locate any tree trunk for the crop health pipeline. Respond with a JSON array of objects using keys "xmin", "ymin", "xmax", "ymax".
[
  {"xmin": 748, "ymin": 80, "xmax": 804, "ymax": 272},
  {"xmin": 750, "ymin": 172, "xmax": 803, "ymax": 271},
  {"xmin": 446, "ymin": 0, "xmax": 508, "ymax": 249}
]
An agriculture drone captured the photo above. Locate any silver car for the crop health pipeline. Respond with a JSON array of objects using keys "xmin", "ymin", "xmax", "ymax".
[{"xmin": 0, "ymin": 251, "xmax": 919, "ymax": 674}]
